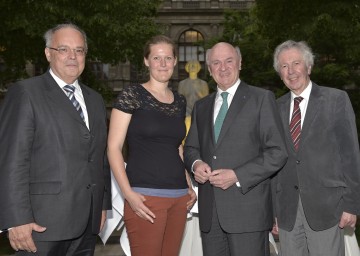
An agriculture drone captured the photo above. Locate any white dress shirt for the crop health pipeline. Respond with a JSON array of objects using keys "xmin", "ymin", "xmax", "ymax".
[
  {"xmin": 289, "ymin": 81, "xmax": 312, "ymax": 127},
  {"xmin": 213, "ymin": 79, "xmax": 241, "ymax": 123}
]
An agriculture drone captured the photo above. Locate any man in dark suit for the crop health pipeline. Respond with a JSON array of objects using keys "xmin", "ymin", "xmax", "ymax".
[
  {"xmin": 273, "ymin": 40, "xmax": 360, "ymax": 256},
  {"xmin": 0, "ymin": 24, "xmax": 111, "ymax": 255},
  {"xmin": 184, "ymin": 42, "xmax": 287, "ymax": 256}
]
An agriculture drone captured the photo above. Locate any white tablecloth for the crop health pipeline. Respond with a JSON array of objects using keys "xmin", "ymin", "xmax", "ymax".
[{"xmin": 99, "ymin": 173, "xmax": 359, "ymax": 256}]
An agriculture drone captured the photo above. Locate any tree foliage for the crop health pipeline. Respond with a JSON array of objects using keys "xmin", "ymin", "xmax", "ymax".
[
  {"xmin": 220, "ymin": 1, "xmax": 360, "ymax": 91},
  {"xmin": 220, "ymin": 0, "xmax": 360, "ymax": 136},
  {"xmin": 222, "ymin": 9, "xmax": 279, "ymax": 89},
  {"xmin": 255, "ymin": 0, "xmax": 360, "ymax": 89},
  {"xmin": 0, "ymin": 0, "xmax": 161, "ymax": 98}
]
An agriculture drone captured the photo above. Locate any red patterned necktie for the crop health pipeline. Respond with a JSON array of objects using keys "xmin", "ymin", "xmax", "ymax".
[{"xmin": 289, "ymin": 97, "xmax": 303, "ymax": 151}]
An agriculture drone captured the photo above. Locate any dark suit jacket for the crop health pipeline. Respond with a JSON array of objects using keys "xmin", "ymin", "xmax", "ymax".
[
  {"xmin": 275, "ymin": 83, "xmax": 360, "ymax": 231},
  {"xmin": 184, "ymin": 81, "xmax": 287, "ymax": 233},
  {"xmin": 0, "ymin": 71, "xmax": 111, "ymax": 241}
]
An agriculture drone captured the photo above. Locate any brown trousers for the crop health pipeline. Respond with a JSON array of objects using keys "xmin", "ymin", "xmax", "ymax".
[{"xmin": 124, "ymin": 194, "xmax": 189, "ymax": 256}]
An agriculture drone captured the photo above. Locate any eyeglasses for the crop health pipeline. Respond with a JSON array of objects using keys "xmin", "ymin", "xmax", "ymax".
[{"xmin": 48, "ymin": 46, "xmax": 86, "ymax": 56}]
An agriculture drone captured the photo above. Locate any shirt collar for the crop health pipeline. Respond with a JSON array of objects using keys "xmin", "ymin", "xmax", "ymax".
[
  {"xmin": 291, "ymin": 81, "xmax": 312, "ymax": 102},
  {"xmin": 49, "ymin": 69, "xmax": 80, "ymax": 90},
  {"xmin": 216, "ymin": 79, "xmax": 241, "ymax": 97}
]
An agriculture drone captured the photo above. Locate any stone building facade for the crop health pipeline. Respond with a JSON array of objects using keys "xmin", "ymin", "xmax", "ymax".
[{"xmin": 104, "ymin": 0, "xmax": 255, "ymax": 93}]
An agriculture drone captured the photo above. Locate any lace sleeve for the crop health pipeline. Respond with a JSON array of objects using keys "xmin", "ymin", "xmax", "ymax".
[
  {"xmin": 177, "ymin": 92, "xmax": 187, "ymax": 119},
  {"xmin": 113, "ymin": 85, "xmax": 141, "ymax": 114}
]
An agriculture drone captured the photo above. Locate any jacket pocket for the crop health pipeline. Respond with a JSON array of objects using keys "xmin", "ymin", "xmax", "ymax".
[
  {"xmin": 30, "ymin": 181, "xmax": 61, "ymax": 195},
  {"xmin": 321, "ymin": 180, "xmax": 347, "ymax": 188}
]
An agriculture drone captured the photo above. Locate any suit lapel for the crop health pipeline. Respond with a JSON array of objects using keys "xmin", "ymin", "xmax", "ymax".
[
  {"xmin": 81, "ymin": 84, "xmax": 93, "ymax": 131},
  {"xmin": 215, "ymin": 82, "xmax": 250, "ymax": 146},
  {"xmin": 205, "ymin": 93, "xmax": 217, "ymax": 148},
  {"xmin": 299, "ymin": 83, "xmax": 322, "ymax": 149},
  {"xmin": 43, "ymin": 72, "xmax": 87, "ymax": 128},
  {"xmin": 278, "ymin": 92, "xmax": 295, "ymax": 152}
]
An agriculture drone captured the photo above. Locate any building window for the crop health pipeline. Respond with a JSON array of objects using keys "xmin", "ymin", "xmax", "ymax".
[
  {"xmin": 178, "ymin": 30, "xmax": 205, "ymax": 80},
  {"xmin": 183, "ymin": 1, "xmax": 200, "ymax": 8}
]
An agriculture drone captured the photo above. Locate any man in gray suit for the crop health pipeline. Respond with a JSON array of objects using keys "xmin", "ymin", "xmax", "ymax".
[
  {"xmin": 184, "ymin": 42, "xmax": 287, "ymax": 256},
  {"xmin": 0, "ymin": 24, "xmax": 111, "ymax": 255},
  {"xmin": 273, "ymin": 40, "xmax": 360, "ymax": 256}
]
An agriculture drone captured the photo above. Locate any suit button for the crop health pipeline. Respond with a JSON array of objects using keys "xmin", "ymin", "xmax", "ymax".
[
  {"xmin": 83, "ymin": 134, "xmax": 90, "ymax": 139},
  {"xmin": 86, "ymin": 184, "xmax": 91, "ymax": 189},
  {"xmin": 213, "ymin": 156, "xmax": 217, "ymax": 159},
  {"xmin": 296, "ymin": 160, "xmax": 300, "ymax": 164},
  {"xmin": 294, "ymin": 185, "xmax": 299, "ymax": 190},
  {"xmin": 88, "ymin": 158, "xmax": 93, "ymax": 162}
]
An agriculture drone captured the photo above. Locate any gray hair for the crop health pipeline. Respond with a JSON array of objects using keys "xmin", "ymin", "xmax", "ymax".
[
  {"xmin": 43, "ymin": 23, "xmax": 88, "ymax": 51},
  {"xmin": 273, "ymin": 40, "xmax": 314, "ymax": 73},
  {"xmin": 206, "ymin": 43, "xmax": 242, "ymax": 65}
]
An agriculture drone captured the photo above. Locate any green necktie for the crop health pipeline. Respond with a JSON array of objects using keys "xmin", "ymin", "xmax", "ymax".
[{"xmin": 214, "ymin": 92, "xmax": 229, "ymax": 142}]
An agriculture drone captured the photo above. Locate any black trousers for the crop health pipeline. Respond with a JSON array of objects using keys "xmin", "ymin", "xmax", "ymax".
[{"xmin": 201, "ymin": 203, "xmax": 270, "ymax": 256}]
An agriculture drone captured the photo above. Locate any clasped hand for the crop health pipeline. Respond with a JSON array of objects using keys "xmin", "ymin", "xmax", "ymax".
[{"xmin": 193, "ymin": 161, "xmax": 238, "ymax": 190}]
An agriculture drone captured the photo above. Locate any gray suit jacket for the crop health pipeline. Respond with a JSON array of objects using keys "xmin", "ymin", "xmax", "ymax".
[
  {"xmin": 275, "ymin": 83, "xmax": 360, "ymax": 231},
  {"xmin": 184, "ymin": 81, "xmax": 287, "ymax": 233},
  {"xmin": 0, "ymin": 71, "xmax": 111, "ymax": 241}
]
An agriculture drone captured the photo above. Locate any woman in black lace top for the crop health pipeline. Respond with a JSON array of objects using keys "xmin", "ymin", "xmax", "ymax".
[{"xmin": 107, "ymin": 35, "xmax": 196, "ymax": 256}]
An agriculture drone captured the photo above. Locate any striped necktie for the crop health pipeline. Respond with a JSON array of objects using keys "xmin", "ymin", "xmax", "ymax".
[
  {"xmin": 63, "ymin": 85, "xmax": 85, "ymax": 121},
  {"xmin": 289, "ymin": 96, "xmax": 303, "ymax": 151},
  {"xmin": 214, "ymin": 92, "xmax": 229, "ymax": 142}
]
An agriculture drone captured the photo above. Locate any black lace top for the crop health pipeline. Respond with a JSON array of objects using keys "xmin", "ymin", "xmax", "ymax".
[{"xmin": 113, "ymin": 84, "xmax": 188, "ymax": 189}]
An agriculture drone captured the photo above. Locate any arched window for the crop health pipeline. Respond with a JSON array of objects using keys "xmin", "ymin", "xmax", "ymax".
[{"xmin": 178, "ymin": 30, "xmax": 205, "ymax": 80}]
